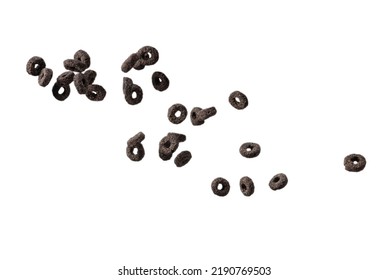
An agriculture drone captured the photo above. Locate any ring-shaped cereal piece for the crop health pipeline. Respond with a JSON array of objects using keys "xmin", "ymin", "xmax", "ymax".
[
  {"xmin": 83, "ymin": 70, "xmax": 97, "ymax": 85},
  {"xmin": 211, "ymin": 177, "xmax": 230, "ymax": 197},
  {"xmin": 239, "ymin": 142, "xmax": 261, "ymax": 158},
  {"xmin": 240, "ymin": 176, "xmax": 255, "ymax": 196},
  {"xmin": 152, "ymin": 71, "xmax": 169, "ymax": 91},
  {"xmin": 52, "ymin": 82, "xmax": 71, "ymax": 101},
  {"xmin": 126, "ymin": 143, "xmax": 145, "ymax": 161},
  {"xmin": 137, "ymin": 46, "xmax": 159, "ymax": 66},
  {"xmin": 344, "ymin": 154, "xmax": 366, "ymax": 172},
  {"xmin": 269, "ymin": 173, "xmax": 288, "ymax": 190},
  {"xmin": 26, "ymin": 56, "xmax": 46, "ymax": 76},
  {"xmin": 74, "ymin": 49, "xmax": 91, "ymax": 69},
  {"xmin": 57, "ymin": 71, "xmax": 75, "ymax": 86},
  {"xmin": 86, "ymin": 84, "xmax": 106, "ymax": 101},
  {"xmin": 124, "ymin": 84, "xmax": 143, "ymax": 105},
  {"xmin": 168, "ymin": 103, "xmax": 188, "ymax": 124},
  {"xmin": 38, "ymin": 68, "xmax": 53, "ymax": 87},
  {"xmin": 174, "ymin": 151, "xmax": 192, "ymax": 167},
  {"xmin": 63, "ymin": 59, "xmax": 87, "ymax": 72},
  {"xmin": 229, "ymin": 91, "xmax": 248, "ymax": 110}
]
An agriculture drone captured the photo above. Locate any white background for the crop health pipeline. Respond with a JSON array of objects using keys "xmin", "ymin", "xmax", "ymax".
[{"xmin": 1, "ymin": 0, "xmax": 389, "ymax": 279}]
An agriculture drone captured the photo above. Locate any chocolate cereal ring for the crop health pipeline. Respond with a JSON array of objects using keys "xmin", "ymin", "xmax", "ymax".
[
  {"xmin": 158, "ymin": 133, "xmax": 186, "ymax": 161},
  {"xmin": 74, "ymin": 49, "xmax": 91, "ymax": 69},
  {"xmin": 26, "ymin": 56, "xmax": 46, "ymax": 76},
  {"xmin": 190, "ymin": 107, "xmax": 217, "ymax": 126},
  {"xmin": 63, "ymin": 59, "xmax": 87, "ymax": 72},
  {"xmin": 86, "ymin": 84, "xmax": 106, "ymax": 101},
  {"xmin": 344, "ymin": 154, "xmax": 366, "ymax": 172},
  {"xmin": 57, "ymin": 71, "xmax": 75, "ymax": 86},
  {"xmin": 152, "ymin": 71, "xmax": 169, "ymax": 91},
  {"xmin": 137, "ymin": 46, "xmax": 159, "ymax": 66},
  {"xmin": 239, "ymin": 142, "xmax": 261, "ymax": 158},
  {"xmin": 159, "ymin": 136, "xmax": 178, "ymax": 160},
  {"xmin": 269, "ymin": 173, "xmax": 288, "ymax": 191},
  {"xmin": 211, "ymin": 177, "xmax": 230, "ymax": 197},
  {"xmin": 38, "ymin": 68, "xmax": 53, "ymax": 87},
  {"xmin": 74, "ymin": 73, "xmax": 88, "ymax": 94},
  {"xmin": 121, "ymin": 53, "xmax": 140, "ymax": 73},
  {"xmin": 240, "ymin": 176, "xmax": 255, "ymax": 196},
  {"xmin": 168, "ymin": 103, "xmax": 187, "ymax": 124},
  {"xmin": 83, "ymin": 70, "xmax": 96, "ymax": 85},
  {"xmin": 174, "ymin": 151, "xmax": 192, "ymax": 167},
  {"xmin": 52, "ymin": 82, "xmax": 70, "ymax": 101},
  {"xmin": 126, "ymin": 143, "xmax": 145, "ymax": 162},
  {"xmin": 126, "ymin": 132, "xmax": 145, "ymax": 162},
  {"xmin": 229, "ymin": 91, "xmax": 248, "ymax": 110},
  {"xmin": 123, "ymin": 81, "xmax": 143, "ymax": 105}
]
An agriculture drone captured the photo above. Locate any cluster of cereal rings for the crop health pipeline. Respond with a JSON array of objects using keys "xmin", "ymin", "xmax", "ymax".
[
  {"xmin": 122, "ymin": 47, "xmax": 220, "ymax": 168},
  {"xmin": 121, "ymin": 46, "xmax": 192, "ymax": 167},
  {"xmin": 26, "ymin": 50, "xmax": 106, "ymax": 101},
  {"xmin": 211, "ymin": 174, "xmax": 288, "ymax": 197},
  {"xmin": 208, "ymin": 91, "xmax": 289, "ymax": 196},
  {"xmin": 121, "ymin": 46, "xmax": 170, "ymax": 105},
  {"xmin": 27, "ymin": 46, "xmax": 367, "ymax": 197}
]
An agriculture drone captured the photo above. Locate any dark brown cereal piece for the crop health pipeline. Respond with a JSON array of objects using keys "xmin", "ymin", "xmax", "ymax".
[
  {"xmin": 74, "ymin": 50, "xmax": 91, "ymax": 69},
  {"xmin": 137, "ymin": 46, "xmax": 159, "ymax": 66},
  {"xmin": 52, "ymin": 82, "xmax": 70, "ymax": 101},
  {"xmin": 126, "ymin": 132, "xmax": 145, "ymax": 162},
  {"xmin": 26, "ymin": 56, "xmax": 46, "ymax": 76},
  {"xmin": 127, "ymin": 132, "xmax": 145, "ymax": 146},
  {"xmin": 158, "ymin": 133, "xmax": 186, "ymax": 161},
  {"xmin": 122, "ymin": 77, "xmax": 133, "ymax": 91},
  {"xmin": 190, "ymin": 107, "xmax": 203, "ymax": 125},
  {"xmin": 159, "ymin": 136, "xmax": 178, "ymax": 161},
  {"xmin": 74, "ymin": 73, "xmax": 88, "ymax": 94},
  {"xmin": 133, "ymin": 60, "xmax": 145, "ymax": 70},
  {"xmin": 123, "ymin": 81, "xmax": 143, "ymax": 105},
  {"xmin": 167, "ymin": 132, "xmax": 186, "ymax": 143},
  {"xmin": 190, "ymin": 107, "xmax": 217, "ymax": 126},
  {"xmin": 126, "ymin": 143, "xmax": 145, "ymax": 162},
  {"xmin": 57, "ymin": 71, "xmax": 75, "ymax": 86},
  {"xmin": 269, "ymin": 173, "xmax": 288, "ymax": 190},
  {"xmin": 211, "ymin": 177, "xmax": 230, "ymax": 197},
  {"xmin": 152, "ymin": 71, "xmax": 169, "ymax": 91},
  {"xmin": 38, "ymin": 68, "xmax": 53, "ymax": 87},
  {"xmin": 63, "ymin": 59, "xmax": 87, "ymax": 72},
  {"xmin": 121, "ymin": 53, "xmax": 140, "ymax": 73},
  {"xmin": 83, "ymin": 70, "xmax": 97, "ymax": 85},
  {"xmin": 159, "ymin": 147, "xmax": 173, "ymax": 161},
  {"xmin": 239, "ymin": 142, "xmax": 261, "ymax": 158},
  {"xmin": 240, "ymin": 176, "xmax": 255, "ymax": 196},
  {"xmin": 86, "ymin": 84, "xmax": 106, "ymax": 101},
  {"xmin": 344, "ymin": 154, "xmax": 366, "ymax": 172},
  {"xmin": 168, "ymin": 103, "xmax": 188, "ymax": 124},
  {"xmin": 174, "ymin": 151, "xmax": 192, "ymax": 167},
  {"xmin": 229, "ymin": 91, "xmax": 248, "ymax": 110},
  {"xmin": 158, "ymin": 136, "xmax": 174, "ymax": 161}
]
